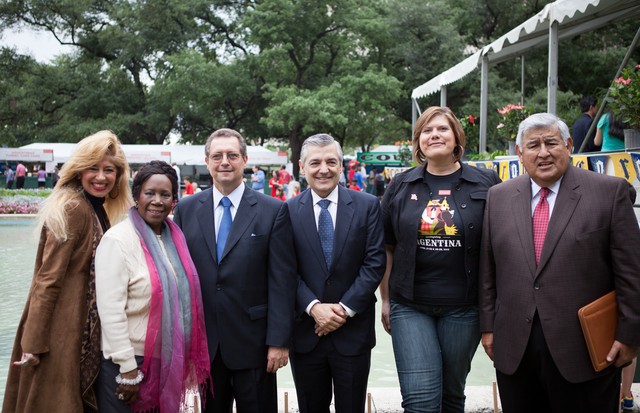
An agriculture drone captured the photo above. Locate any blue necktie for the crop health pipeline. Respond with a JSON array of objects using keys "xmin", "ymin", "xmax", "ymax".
[
  {"xmin": 217, "ymin": 196, "xmax": 232, "ymax": 261},
  {"xmin": 317, "ymin": 199, "xmax": 334, "ymax": 268}
]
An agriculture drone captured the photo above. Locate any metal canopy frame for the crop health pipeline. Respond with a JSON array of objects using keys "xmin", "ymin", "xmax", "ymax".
[{"xmin": 411, "ymin": 0, "xmax": 640, "ymax": 153}]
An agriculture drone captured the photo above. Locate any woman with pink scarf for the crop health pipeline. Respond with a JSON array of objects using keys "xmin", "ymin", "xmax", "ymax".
[{"xmin": 96, "ymin": 160, "xmax": 210, "ymax": 412}]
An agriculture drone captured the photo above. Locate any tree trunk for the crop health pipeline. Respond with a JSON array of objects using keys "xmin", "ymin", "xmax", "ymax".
[{"xmin": 289, "ymin": 125, "xmax": 303, "ymax": 180}]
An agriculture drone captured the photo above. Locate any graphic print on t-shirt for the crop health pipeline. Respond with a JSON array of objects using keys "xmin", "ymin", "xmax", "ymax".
[
  {"xmin": 419, "ymin": 196, "xmax": 458, "ymax": 236},
  {"xmin": 412, "ymin": 174, "xmax": 466, "ymax": 305},
  {"xmin": 417, "ymin": 195, "xmax": 463, "ymax": 254}
]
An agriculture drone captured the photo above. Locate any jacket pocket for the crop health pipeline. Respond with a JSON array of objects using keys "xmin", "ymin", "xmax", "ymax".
[
  {"xmin": 469, "ymin": 190, "xmax": 488, "ymax": 201},
  {"xmin": 248, "ymin": 304, "xmax": 268, "ymax": 320},
  {"xmin": 575, "ymin": 227, "xmax": 607, "ymax": 241}
]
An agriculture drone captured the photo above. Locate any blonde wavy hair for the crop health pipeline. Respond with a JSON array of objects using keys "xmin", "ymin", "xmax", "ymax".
[{"xmin": 37, "ymin": 130, "xmax": 132, "ymax": 242}]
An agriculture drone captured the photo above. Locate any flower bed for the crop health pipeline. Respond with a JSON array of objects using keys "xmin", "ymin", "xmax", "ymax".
[
  {"xmin": 0, "ymin": 189, "xmax": 50, "ymax": 214},
  {"xmin": 0, "ymin": 201, "xmax": 40, "ymax": 214}
]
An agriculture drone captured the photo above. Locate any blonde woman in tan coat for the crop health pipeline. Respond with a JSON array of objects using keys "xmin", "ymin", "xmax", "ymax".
[{"xmin": 2, "ymin": 130, "xmax": 131, "ymax": 413}]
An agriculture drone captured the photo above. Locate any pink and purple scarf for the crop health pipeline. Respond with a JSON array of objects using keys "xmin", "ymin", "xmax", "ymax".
[{"xmin": 129, "ymin": 208, "xmax": 211, "ymax": 412}]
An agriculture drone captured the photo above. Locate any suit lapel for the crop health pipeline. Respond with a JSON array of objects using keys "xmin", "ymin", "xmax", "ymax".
[
  {"xmin": 195, "ymin": 189, "xmax": 218, "ymax": 264},
  {"xmin": 298, "ymin": 190, "xmax": 329, "ymax": 273},
  {"xmin": 220, "ymin": 186, "xmax": 257, "ymax": 262},
  {"xmin": 332, "ymin": 186, "xmax": 354, "ymax": 272},
  {"xmin": 536, "ymin": 167, "xmax": 581, "ymax": 275},
  {"xmin": 511, "ymin": 176, "xmax": 537, "ymax": 277}
]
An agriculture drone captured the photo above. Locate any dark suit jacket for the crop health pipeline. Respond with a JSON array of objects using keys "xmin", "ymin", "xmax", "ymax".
[
  {"xmin": 172, "ymin": 186, "xmax": 296, "ymax": 370},
  {"xmin": 286, "ymin": 186, "xmax": 386, "ymax": 356},
  {"xmin": 479, "ymin": 165, "xmax": 640, "ymax": 383}
]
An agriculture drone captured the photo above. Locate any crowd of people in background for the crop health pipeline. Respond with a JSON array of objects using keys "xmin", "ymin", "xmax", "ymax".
[
  {"xmin": 256, "ymin": 160, "xmax": 387, "ymax": 202},
  {"xmin": 2, "ymin": 157, "xmax": 389, "ymax": 202},
  {"xmin": 572, "ymin": 95, "xmax": 630, "ymax": 153},
  {"xmin": 3, "ymin": 162, "xmax": 59, "ymax": 190}
]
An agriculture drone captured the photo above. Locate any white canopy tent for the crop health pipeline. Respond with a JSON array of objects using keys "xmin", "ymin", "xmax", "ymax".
[
  {"xmin": 19, "ymin": 143, "xmax": 287, "ymax": 167},
  {"xmin": 411, "ymin": 0, "xmax": 640, "ymax": 152}
]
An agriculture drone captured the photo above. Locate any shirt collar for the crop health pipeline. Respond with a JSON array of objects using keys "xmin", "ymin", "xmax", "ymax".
[
  {"xmin": 400, "ymin": 162, "xmax": 481, "ymax": 184},
  {"xmin": 213, "ymin": 182, "xmax": 245, "ymax": 208},
  {"xmin": 530, "ymin": 176, "xmax": 562, "ymax": 198},
  {"xmin": 311, "ymin": 185, "xmax": 339, "ymax": 206}
]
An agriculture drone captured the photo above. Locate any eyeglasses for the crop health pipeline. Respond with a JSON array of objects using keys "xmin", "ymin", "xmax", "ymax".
[{"xmin": 208, "ymin": 152, "xmax": 242, "ymax": 163}]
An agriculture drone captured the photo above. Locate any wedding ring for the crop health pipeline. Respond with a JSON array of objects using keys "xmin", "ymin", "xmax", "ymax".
[{"xmin": 118, "ymin": 393, "xmax": 125, "ymax": 400}]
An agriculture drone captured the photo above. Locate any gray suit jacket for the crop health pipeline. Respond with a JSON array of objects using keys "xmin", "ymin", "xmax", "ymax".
[{"xmin": 479, "ymin": 165, "xmax": 640, "ymax": 382}]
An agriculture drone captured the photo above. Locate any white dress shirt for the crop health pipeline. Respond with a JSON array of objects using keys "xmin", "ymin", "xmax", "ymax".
[
  {"xmin": 212, "ymin": 183, "xmax": 245, "ymax": 241},
  {"xmin": 310, "ymin": 186, "xmax": 339, "ymax": 230},
  {"xmin": 530, "ymin": 177, "xmax": 562, "ymax": 218},
  {"xmin": 306, "ymin": 186, "xmax": 356, "ymax": 317}
]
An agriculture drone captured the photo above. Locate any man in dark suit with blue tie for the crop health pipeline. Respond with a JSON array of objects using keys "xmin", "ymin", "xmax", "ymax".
[
  {"xmin": 287, "ymin": 133, "xmax": 386, "ymax": 413},
  {"xmin": 172, "ymin": 128, "xmax": 296, "ymax": 413}
]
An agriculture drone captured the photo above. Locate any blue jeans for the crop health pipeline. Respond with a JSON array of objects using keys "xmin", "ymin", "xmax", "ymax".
[{"xmin": 390, "ymin": 301, "xmax": 480, "ymax": 413}]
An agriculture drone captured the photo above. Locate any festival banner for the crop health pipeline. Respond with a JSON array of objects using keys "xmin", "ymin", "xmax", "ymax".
[
  {"xmin": 630, "ymin": 153, "xmax": 640, "ymax": 178},
  {"xmin": 126, "ymin": 151, "xmax": 172, "ymax": 164},
  {"xmin": 608, "ymin": 153, "xmax": 637, "ymax": 183},
  {"xmin": 571, "ymin": 156, "xmax": 589, "ymax": 170},
  {"xmin": 509, "ymin": 160, "xmax": 521, "ymax": 179},
  {"xmin": 467, "ymin": 161, "xmax": 494, "ymax": 170},
  {"xmin": 496, "ymin": 161, "xmax": 510, "ymax": 181},
  {"xmin": 588, "ymin": 156, "xmax": 608, "ymax": 174},
  {"xmin": 383, "ymin": 167, "xmax": 409, "ymax": 180},
  {"xmin": 0, "ymin": 148, "xmax": 54, "ymax": 162}
]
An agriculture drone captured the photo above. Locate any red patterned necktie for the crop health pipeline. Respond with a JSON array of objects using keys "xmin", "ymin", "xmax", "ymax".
[{"xmin": 533, "ymin": 187, "xmax": 550, "ymax": 266}]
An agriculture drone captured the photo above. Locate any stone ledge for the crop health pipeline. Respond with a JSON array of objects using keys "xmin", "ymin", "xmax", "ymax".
[
  {"xmin": 0, "ymin": 214, "xmax": 38, "ymax": 221},
  {"xmin": 276, "ymin": 384, "xmax": 640, "ymax": 412}
]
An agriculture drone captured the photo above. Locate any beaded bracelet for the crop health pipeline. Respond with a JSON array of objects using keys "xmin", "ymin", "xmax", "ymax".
[{"xmin": 115, "ymin": 370, "xmax": 144, "ymax": 386}]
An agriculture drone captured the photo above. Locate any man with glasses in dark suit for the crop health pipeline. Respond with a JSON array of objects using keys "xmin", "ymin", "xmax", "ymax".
[{"xmin": 173, "ymin": 128, "xmax": 296, "ymax": 413}]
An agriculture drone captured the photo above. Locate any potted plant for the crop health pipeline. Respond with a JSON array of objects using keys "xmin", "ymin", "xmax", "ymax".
[
  {"xmin": 607, "ymin": 64, "xmax": 640, "ymax": 147},
  {"xmin": 496, "ymin": 104, "xmax": 531, "ymax": 154}
]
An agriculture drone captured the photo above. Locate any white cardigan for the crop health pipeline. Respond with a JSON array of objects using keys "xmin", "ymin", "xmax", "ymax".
[{"xmin": 96, "ymin": 217, "xmax": 152, "ymax": 373}]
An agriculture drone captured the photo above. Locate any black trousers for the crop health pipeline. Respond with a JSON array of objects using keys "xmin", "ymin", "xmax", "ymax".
[
  {"xmin": 290, "ymin": 337, "xmax": 371, "ymax": 413},
  {"xmin": 96, "ymin": 356, "xmax": 145, "ymax": 413},
  {"xmin": 496, "ymin": 314, "xmax": 621, "ymax": 413},
  {"xmin": 202, "ymin": 348, "xmax": 277, "ymax": 413}
]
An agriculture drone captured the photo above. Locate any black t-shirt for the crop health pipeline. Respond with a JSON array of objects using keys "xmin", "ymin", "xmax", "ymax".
[{"xmin": 412, "ymin": 169, "xmax": 467, "ymax": 306}]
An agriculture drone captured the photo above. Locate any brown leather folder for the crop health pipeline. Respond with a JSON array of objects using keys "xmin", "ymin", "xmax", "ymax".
[{"xmin": 577, "ymin": 291, "xmax": 617, "ymax": 372}]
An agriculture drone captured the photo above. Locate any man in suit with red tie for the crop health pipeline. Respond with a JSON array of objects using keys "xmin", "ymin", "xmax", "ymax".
[
  {"xmin": 286, "ymin": 133, "xmax": 385, "ymax": 412},
  {"xmin": 173, "ymin": 128, "xmax": 296, "ymax": 413},
  {"xmin": 479, "ymin": 113, "xmax": 640, "ymax": 412}
]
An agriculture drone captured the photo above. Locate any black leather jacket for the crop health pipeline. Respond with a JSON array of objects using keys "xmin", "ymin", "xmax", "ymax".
[{"xmin": 381, "ymin": 163, "xmax": 500, "ymax": 304}]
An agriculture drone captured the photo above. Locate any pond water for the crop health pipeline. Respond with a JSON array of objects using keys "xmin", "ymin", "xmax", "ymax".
[{"xmin": 0, "ymin": 218, "xmax": 496, "ymax": 408}]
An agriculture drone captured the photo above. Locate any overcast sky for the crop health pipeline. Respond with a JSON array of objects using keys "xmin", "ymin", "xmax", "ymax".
[{"xmin": 1, "ymin": 28, "xmax": 68, "ymax": 62}]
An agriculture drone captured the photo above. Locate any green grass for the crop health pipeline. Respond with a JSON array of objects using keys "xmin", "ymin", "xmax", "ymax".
[{"xmin": 0, "ymin": 188, "xmax": 52, "ymax": 198}]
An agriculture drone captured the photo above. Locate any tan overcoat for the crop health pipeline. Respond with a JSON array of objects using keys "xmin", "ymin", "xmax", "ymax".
[{"xmin": 2, "ymin": 197, "xmax": 103, "ymax": 413}]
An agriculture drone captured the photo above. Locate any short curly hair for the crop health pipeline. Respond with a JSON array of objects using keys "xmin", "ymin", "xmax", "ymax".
[{"xmin": 132, "ymin": 160, "xmax": 179, "ymax": 201}]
